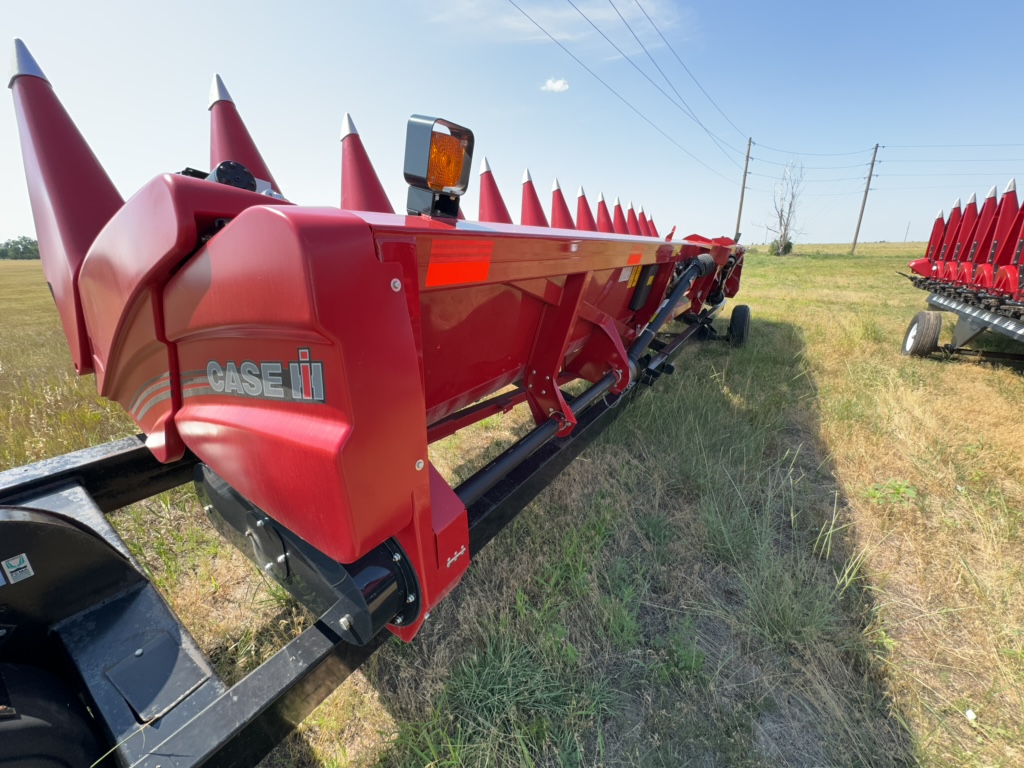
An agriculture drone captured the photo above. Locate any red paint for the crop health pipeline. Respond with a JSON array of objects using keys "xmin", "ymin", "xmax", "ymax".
[
  {"xmin": 626, "ymin": 205, "xmax": 642, "ymax": 236},
  {"xmin": 576, "ymin": 192, "xmax": 598, "ymax": 232},
  {"xmin": 550, "ymin": 185, "xmax": 575, "ymax": 230},
  {"xmin": 341, "ymin": 131, "xmax": 395, "ymax": 213},
  {"xmin": 520, "ymin": 175, "xmax": 549, "ymax": 227},
  {"xmin": 479, "ymin": 168, "xmax": 513, "ymax": 224},
  {"xmin": 10, "ymin": 73, "xmax": 123, "ymax": 374},
  {"xmin": 596, "ymin": 197, "xmax": 614, "ymax": 233},
  {"xmin": 613, "ymin": 200, "xmax": 628, "ymax": 234},
  {"xmin": 210, "ymin": 99, "xmax": 280, "ymax": 194}
]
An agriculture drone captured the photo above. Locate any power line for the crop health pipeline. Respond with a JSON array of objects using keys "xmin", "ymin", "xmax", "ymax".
[
  {"xmin": 885, "ymin": 143, "xmax": 1024, "ymax": 149},
  {"xmin": 505, "ymin": 0, "xmax": 738, "ymax": 185},
  {"xmin": 750, "ymin": 156, "xmax": 871, "ymax": 170},
  {"xmin": 634, "ymin": 0, "xmax": 746, "ymax": 140},
  {"xmin": 754, "ymin": 142, "xmax": 875, "ymax": 157},
  {"xmin": 879, "ymin": 158, "xmax": 1024, "ymax": 163},
  {"xmin": 874, "ymin": 185, "xmax": 1012, "ymax": 191},
  {"xmin": 878, "ymin": 172, "xmax": 1023, "ymax": 178},
  {"xmin": 604, "ymin": 0, "xmax": 742, "ymax": 168},
  {"xmin": 565, "ymin": 0, "xmax": 742, "ymax": 169},
  {"xmin": 749, "ymin": 171, "xmax": 870, "ymax": 183}
]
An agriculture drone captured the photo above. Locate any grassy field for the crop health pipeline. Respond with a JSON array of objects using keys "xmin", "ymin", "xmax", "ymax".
[{"xmin": 1, "ymin": 244, "xmax": 1022, "ymax": 767}]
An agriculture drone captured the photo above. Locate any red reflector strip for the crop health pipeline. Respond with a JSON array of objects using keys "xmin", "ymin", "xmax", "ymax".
[
  {"xmin": 426, "ymin": 239, "xmax": 495, "ymax": 287},
  {"xmin": 627, "ymin": 251, "xmax": 643, "ymax": 265}
]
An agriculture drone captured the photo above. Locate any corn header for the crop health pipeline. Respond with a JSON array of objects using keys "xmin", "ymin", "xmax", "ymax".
[
  {"xmin": 0, "ymin": 40, "xmax": 749, "ymax": 766},
  {"xmin": 903, "ymin": 180, "xmax": 1024, "ymax": 359}
]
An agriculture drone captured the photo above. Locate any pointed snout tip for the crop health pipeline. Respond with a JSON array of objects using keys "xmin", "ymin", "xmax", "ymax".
[
  {"xmin": 340, "ymin": 112, "xmax": 358, "ymax": 140},
  {"xmin": 208, "ymin": 73, "xmax": 233, "ymax": 109},
  {"xmin": 9, "ymin": 38, "xmax": 48, "ymax": 89}
]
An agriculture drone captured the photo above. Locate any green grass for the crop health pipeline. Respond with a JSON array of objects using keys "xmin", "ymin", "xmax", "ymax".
[{"xmin": 4, "ymin": 242, "xmax": 1023, "ymax": 767}]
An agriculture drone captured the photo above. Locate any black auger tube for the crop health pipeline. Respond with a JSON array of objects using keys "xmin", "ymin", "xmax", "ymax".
[
  {"xmin": 455, "ymin": 371, "xmax": 617, "ymax": 507},
  {"xmin": 628, "ymin": 253, "xmax": 716, "ymax": 363}
]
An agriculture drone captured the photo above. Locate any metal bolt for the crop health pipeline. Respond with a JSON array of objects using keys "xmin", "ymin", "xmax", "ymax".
[
  {"xmin": 540, "ymin": 389, "xmax": 546, "ymax": 395},
  {"xmin": 134, "ymin": 648, "xmax": 143, "ymax": 657},
  {"xmin": 545, "ymin": 375, "xmax": 550, "ymax": 381},
  {"xmin": 406, "ymin": 594, "xmax": 416, "ymax": 603},
  {"xmin": 415, "ymin": 459, "xmax": 425, "ymax": 471},
  {"xmin": 528, "ymin": 383, "xmax": 532, "ymax": 389},
  {"xmin": 264, "ymin": 562, "xmax": 274, "ymax": 571},
  {"xmin": 390, "ymin": 278, "xmax": 402, "ymax": 292},
  {"xmin": 203, "ymin": 504, "xmax": 213, "ymax": 514},
  {"xmin": 531, "ymin": 369, "xmax": 536, "ymax": 374},
  {"xmin": 339, "ymin": 615, "xmax": 352, "ymax": 631},
  {"xmin": 256, "ymin": 519, "xmax": 265, "ymax": 528},
  {"xmin": 276, "ymin": 554, "xmax": 287, "ymax": 564},
  {"xmin": 392, "ymin": 552, "xmax": 402, "ymax": 562},
  {"xmin": 393, "ymin": 615, "xmax": 404, "ymax": 625},
  {"xmin": 424, "ymin": 612, "xmax": 431, "ymax": 620}
]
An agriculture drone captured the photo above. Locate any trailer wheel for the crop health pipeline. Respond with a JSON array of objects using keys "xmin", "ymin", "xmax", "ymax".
[
  {"xmin": 728, "ymin": 305, "xmax": 751, "ymax": 347},
  {"xmin": 902, "ymin": 311, "xmax": 942, "ymax": 357}
]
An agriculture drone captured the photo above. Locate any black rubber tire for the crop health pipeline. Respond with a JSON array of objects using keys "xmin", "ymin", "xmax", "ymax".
[
  {"xmin": 902, "ymin": 311, "xmax": 942, "ymax": 357},
  {"xmin": 728, "ymin": 305, "xmax": 751, "ymax": 347}
]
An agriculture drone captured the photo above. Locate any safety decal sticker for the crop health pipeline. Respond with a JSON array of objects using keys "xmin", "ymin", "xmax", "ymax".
[
  {"xmin": 426, "ymin": 238, "xmax": 494, "ymax": 287},
  {"xmin": 1, "ymin": 553, "xmax": 34, "ymax": 585}
]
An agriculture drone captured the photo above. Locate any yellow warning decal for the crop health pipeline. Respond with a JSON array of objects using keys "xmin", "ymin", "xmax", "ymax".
[{"xmin": 627, "ymin": 267, "xmax": 640, "ymax": 288}]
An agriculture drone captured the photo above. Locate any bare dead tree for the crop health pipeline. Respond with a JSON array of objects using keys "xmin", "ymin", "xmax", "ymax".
[{"xmin": 766, "ymin": 161, "xmax": 804, "ymax": 254}]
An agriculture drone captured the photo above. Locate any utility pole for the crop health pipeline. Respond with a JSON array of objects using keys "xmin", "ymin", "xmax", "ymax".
[
  {"xmin": 734, "ymin": 137, "xmax": 752, "ymax": 241},
  {"xmin": 851, "ymin": 143, "xmax": 879, "ymax": 254}
]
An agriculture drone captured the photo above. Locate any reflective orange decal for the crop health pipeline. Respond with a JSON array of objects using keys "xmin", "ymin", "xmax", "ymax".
[{"xmin": 426, "ymin": 239, "xmax": 494, "ymax": 286}]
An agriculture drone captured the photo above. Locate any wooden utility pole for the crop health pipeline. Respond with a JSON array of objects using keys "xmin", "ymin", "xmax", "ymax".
[
  {"xmin": 851, "ymin": 143, "xmax": 879, "ymax": 254},
  {"xmin": 734, "ymin": 137, "xmax": 752, "ymax": 241}
]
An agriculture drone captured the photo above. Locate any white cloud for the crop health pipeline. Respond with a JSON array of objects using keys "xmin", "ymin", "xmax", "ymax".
[{"xmin": 541, "ymin": 78, "xmax": 570, "ymax": 93}]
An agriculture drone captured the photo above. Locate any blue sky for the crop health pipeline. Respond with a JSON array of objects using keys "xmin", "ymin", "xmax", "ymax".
[{"xmin": 4, "ymin": 0, "xmax": 1024, "ymax": 245}]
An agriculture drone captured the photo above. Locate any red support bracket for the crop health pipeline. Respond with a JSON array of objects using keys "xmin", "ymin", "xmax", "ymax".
[
  {"xmin": 571, "ymin": 303, "xmax": 631, "ymax": 394},
  {"xmin": 523, "ymin": 271, "xmax": 591, "ymax": 436}
]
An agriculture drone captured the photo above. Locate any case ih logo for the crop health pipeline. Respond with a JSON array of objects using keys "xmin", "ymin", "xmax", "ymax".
[{"xmin": 206, "ymin": 348, "xmax": 325, "ymax": 403}]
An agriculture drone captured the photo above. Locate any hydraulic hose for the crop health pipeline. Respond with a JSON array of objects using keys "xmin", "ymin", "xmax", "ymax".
[{"xmin": 627, "ymin": 253, "xmax": 716, "ymax": 364}]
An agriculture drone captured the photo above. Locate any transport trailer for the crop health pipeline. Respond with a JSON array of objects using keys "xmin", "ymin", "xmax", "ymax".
[
  {"xmin": 902, "ymin": 178, "xmax": 1024, "ymax": 361},
  {"xmin": 0, "ymin": 40, "xmax": 749, "ymax": 766},
  {"xmin": 902, "ymin": 293, "xmax": 1024, "ymax": 361}
]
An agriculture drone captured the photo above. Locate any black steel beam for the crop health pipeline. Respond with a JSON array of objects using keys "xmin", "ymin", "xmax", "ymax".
[
  {"xmin": 0, "ymin": 436, "xmax": 198, "ymax": 513},
  {"xmin": 466, "ymin": 385, "xmax": 629, "ymax": 555},
  {"xmin": 130, "ymin": 602, "xmax": 388, "ymax": 768}
]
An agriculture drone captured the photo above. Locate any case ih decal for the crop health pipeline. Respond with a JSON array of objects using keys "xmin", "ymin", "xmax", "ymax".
[{"xmin": 199, "ymin": 348, "xmax": 325, "ymax": 403}]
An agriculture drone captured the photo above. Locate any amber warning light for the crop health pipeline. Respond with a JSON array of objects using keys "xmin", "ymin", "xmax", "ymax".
[{"xmin": 404, "ymin": 115, "xmax": 474, "ymax": 218}]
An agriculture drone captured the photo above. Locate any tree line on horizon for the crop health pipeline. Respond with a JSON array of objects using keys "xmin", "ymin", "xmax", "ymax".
[{"xmin": 0, "ymin": 236, "xmax": 39, "ymax": 259}]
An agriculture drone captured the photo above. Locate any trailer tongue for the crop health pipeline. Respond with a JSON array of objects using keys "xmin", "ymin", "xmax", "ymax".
[{"xmin": 0, "ymin": 40, "xmax": 748, "ymax": 766}]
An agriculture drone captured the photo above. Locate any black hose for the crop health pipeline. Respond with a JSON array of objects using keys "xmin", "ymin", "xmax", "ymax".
[{"xmin": 628, "ymin": 253, "xmax": 716, "ymax": 363}]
